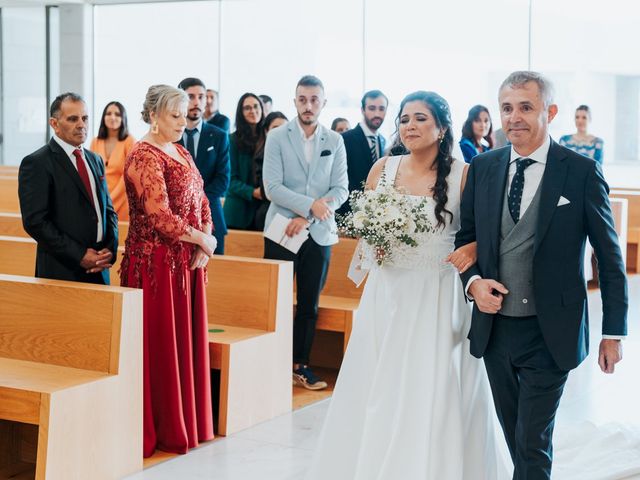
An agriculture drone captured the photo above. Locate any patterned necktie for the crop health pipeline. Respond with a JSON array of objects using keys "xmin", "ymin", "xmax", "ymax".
[
  {"xmin": 508, "ymin": 157, "xmax": 536, "ymax": 223},
  {"xmin": 186, "ymin": 128, "xmax": 197, "ymax": 160},
  {"xmin": 72, "ymin": 149, "xmax": 96, "ymax": 210},
  {"xmin": 368, "ymin": 135, "xmax": 378, "ymax": 164}
]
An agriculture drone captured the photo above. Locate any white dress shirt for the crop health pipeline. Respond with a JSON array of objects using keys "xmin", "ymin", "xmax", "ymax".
[
  {"xmin": 182, "ymin": 118, "xmax": 203, "ymax": 159},
  {"xmin": 52, "ymin": 134, "xmax": 103, "ymax": 242},
  {"xmin": 297, "ymin": 118, "xmax": 318, "ymax": 164}
]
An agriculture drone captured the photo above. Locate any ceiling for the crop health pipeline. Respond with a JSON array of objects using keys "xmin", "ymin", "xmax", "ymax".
[{"xmin": 0, "ymin": 0, "xmax": 214, "ymax": 6}]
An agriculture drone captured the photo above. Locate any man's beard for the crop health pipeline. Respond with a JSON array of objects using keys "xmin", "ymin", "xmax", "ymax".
[
  {"xmin": 188, "ymin": 110, "xmax": 202, "ymax": 121},
  {"xmin": 298, "ymin": 113, "xmax": 315, "ymax": 125},
  {"xmin": 365, "ymin": 117, "xmax": 383, "ymax": 131}
]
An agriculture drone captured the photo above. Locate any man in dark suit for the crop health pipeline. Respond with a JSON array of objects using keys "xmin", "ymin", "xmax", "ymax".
[
  {"xmin": 205, "ymin": 88, "xmax": 231, "ymax": 132},
  {"xmin": 18, "ymin": 92, "xmax": 118, "ymax": 285},
  {"xmin": 455, "ymin": 71, "xmax": 628, "ymax": 479},
  {"xmin": 337, "ymin": 90, "xmax": 387, "ymax": 215},
  {"xmin": 178, "ymin": 78, "xmax": 230, "ymax": 254}
]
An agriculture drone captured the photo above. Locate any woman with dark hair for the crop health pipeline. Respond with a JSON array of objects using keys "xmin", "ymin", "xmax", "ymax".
[
  {"xmin": 559, "ymin": 105, "xmax": 603, "ymax": 164},
  {"xmin": 91, "ymin": 101, "xmax": 135, "ymax": 220},
  {"xmin": 264, "ymin": 111, "xmax": 288, "ymax": 133},
  {"xmin": 223, "ymin": 93, "xmax": 269, "ymax": 230},
  {"xmin": 459, "ymin": 104, "xmax": 493, "ymax": 163},
  {"xmin": 306, "ymin": 92, "xmax": 508, "ymax": 479},
  {"xmin": 331, "ymin": 117, "xmax": 351, "ymax": 133}
]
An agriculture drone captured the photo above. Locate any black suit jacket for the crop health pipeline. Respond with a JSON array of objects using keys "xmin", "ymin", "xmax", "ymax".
[
  {"xmin": 207, "ymin": 112, "xmax": 231, "ymax": 132},
  {"xmin": 455, "ymin": 141, "xmax": 627, "ymax": 370},
  {"xmin": 18, "ymin": 139, "xmax": 118, "ymax": 285},
  {"xmin": 337, "ymin": 124, "xmax": 386, "ymax": 215},
  {"xmin": 178, "ymin": 122, "xmax": 230, "ymax": 236}
]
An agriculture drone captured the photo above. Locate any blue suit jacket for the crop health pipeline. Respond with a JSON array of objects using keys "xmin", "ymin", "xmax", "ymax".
[
  {"xmin": 178, "ymin": 122, "xmax": 230, "ymax": 236},
  {"xmin": 263, "ymin": 119, "xmax": 348, "ymax": 246},
  {"xmin": 455, "ymin": 141, "xmax": 628, "ymax": 370},
  {"xmin": 337, "ymin": 124, "xmax": 386, "ymax": 215}
]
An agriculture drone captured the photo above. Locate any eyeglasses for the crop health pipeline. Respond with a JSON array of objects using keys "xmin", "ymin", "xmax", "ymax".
[{"xmin": 242, "ymin": 104, "xmax": 261, "ymax": 112}]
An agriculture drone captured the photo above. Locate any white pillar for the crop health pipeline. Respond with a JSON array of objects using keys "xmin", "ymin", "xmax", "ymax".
[{"xmin": 58, "ymin": 4, "xmax": 94, "ymax": 124}]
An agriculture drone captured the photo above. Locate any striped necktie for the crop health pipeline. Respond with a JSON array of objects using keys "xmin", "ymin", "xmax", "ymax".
[{"xmin": 367, "ymin": 135, "xmax": 378, "ymax": 164}]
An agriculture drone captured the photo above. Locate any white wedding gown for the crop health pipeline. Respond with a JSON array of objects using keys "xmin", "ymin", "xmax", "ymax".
[
  {"xmin": 306, "ymin": 156, "xmax": 510, "ymax": 479},
  {"xmin": 305, "ymin": 155, "xmax": 640, "ymax": 480}
]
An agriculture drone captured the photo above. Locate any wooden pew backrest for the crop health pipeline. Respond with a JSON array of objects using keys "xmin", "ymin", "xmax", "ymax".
[{"xmin": 0, "ymin": 273, "xmax": 137, "ymax": 374}]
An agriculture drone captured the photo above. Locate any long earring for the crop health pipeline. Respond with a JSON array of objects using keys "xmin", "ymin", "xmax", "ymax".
[{"xmin": 151, "ymin": 121, "xmax": 159, "ymax": 135}]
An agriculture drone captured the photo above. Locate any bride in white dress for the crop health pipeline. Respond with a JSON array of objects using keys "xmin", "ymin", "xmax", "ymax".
[
  {"xmin": 305, "ymin": 90, "xmax": 640, "ymax": 480},
  {"xmin": 305, "ymin": 91, "xmax": 510, "ymax": 480}
]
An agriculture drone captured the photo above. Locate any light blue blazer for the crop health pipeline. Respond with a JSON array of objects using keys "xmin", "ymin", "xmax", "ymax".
[{"xmin": 263, "ymin": 119, "xmax": 348, "ymax": 246}]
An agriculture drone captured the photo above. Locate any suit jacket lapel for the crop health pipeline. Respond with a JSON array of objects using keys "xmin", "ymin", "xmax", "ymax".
[
  {"xmin": 49, "ymin": 139, "xmax": 94, "ymax": 207},
  {"xmin": 534, "ymin": 141, "xmax": 569, "ymax": 253},
  {"xmin": 287, "ymin": 120, "xmax": 309, "ymax": 175},
  {"xmin": 83, "ymin": 149, "xmax": 105, "ymax": 213},
  {"xmin": 308, "ymin": 126, "xmax": 327, "ymax": 180},
  {"xmin": 489, "ymin": 149, "xmax": 510, "ymax": 258},
  {"xmin": 196, "ymin": 125, "xmax": 212, "ymax": 164}
]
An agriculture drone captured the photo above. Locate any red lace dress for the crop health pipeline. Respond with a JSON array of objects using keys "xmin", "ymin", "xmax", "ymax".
[{"xmin": 120, "ymin": 141, "xmax": 214, "ymax": 458}]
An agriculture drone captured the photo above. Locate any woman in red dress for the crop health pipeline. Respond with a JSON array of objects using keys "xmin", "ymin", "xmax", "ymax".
[{"xmin": 121, "ymin": 85, "xmax": 217, "ymax": 458}]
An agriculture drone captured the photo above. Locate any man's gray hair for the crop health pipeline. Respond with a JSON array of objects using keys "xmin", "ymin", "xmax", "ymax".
[{"xmin": 500, "ymin": 71, "xmax": 555, "ymax": 107}]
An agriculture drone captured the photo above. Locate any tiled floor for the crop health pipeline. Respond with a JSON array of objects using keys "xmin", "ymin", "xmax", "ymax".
[{"xmin": 127, "ymin": 275, "xmax": 640, "ymax": 480}]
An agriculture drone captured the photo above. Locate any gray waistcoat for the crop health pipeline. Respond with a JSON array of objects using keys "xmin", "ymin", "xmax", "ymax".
[{"xmin": 497, "ymin": 183, "xmax": 543, "ymax": 317}]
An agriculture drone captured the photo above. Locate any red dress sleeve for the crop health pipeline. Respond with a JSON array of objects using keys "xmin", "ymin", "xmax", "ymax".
[{"xmin": 126, "ymin": 146, "xmax": 189, "ymax": 243}]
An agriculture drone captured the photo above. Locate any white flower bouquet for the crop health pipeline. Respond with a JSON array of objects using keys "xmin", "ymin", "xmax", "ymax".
[{"xmin": 337, "ymin": 185, "xmax": 434, "ymax": 266}]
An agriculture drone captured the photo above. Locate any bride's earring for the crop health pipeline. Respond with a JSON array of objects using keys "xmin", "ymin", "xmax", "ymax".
[{"xmin": 151, "ymin": 121, "xmax": 159, "ymax": 135}]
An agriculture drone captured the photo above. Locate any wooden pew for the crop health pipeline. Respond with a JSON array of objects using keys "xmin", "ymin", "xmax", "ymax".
[
  {"xmin": 0, "ymin": 165, "xmax": 18, "ymax": 175},
  {"xmin": 0, "ymin": 236, "xmax": 293, "ymax": 437},
  {"xmin": 226, "ymin": 229, "xmax": 361, "ymax": 366},
  {"xmin": 0, "ymin": 176, "xmax": 19, "ymax": 213},
  {"xmin": 0, "ymin": 273, "xmax": 142, "ymax": 480},
  {"xmin": 0, "ymin": 213, "xmax": 129, "ymax": 247},
  {"xmin": 610, "ymin": 190, "xmax": 640, "ymax": 272}
]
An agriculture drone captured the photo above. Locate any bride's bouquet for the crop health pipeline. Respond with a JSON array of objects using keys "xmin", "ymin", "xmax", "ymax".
[{"xmin": 337, "ymin": 185, "xmax": 435, "ymax": 266}]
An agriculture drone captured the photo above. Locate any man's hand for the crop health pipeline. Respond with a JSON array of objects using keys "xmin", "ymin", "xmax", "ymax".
[
  {"xmin": 446, "ymin": 241, "xmax": 477, "ymax": 273},
  {"xmin": 190, "ymin": 246, "xmax": 210, "ymax": 270},
  {"xmin": 80, "ymin": 248, "xmax": 113, "ymax": 273},
  {"xmin": 311, "ymin": 197, "xmax": 334, "ymax": 221},
  {"xmin": 285, "ymin": 217, "xmax": 309, "ymax": 237},
  {"xmin": 598, "ymin": 339, "xmax": 622, "ymax": 374},
  {"xmin": 252, "ymin": 187, "xmax": 262, "ymax": 200},
  {"xmin": 468, "ymin": 278, "xmax": 509, "ymax": 314}
]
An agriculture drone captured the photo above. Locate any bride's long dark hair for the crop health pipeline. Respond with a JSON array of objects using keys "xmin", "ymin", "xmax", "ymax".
[{"xmin": 394, "ymin": 91, "xmax": 454, "ymax": 229}]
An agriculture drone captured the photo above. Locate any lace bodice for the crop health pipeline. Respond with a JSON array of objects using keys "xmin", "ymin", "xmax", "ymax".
[
  {"xmin": 120, "ymin": 141, "xmax": 212, "ymax": 288},
  {"xmin": 364, "ymin": 155, "xmax": 465, "ymax": 270}
]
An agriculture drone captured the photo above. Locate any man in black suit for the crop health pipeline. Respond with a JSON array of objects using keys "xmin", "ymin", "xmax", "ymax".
[
  {"xmin": 18, "ymin": 92, "xmax": 118, "ymax": 285},
  {"xmin": 205, "ymin": 88, "xmax": 231, "ymax": 132},
  {"xmin": 455, "ymin": 71, "xmax": 628, "ymax": 479},
  {"xmin": 178, "ymin": 78, "xmax": 230, "ymax": 254},
  {"xmin": 337, "ymin": 90, "xmax": 387, "ymax": 215}
]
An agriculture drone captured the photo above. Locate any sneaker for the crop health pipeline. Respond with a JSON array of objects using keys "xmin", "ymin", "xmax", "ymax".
[{"xmin": 292, "ymin": 366, "xmax": 328, "ymax": 390}]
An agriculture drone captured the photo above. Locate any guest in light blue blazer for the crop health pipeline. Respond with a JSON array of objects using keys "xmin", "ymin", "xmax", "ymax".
[{"xmin": 263, "ymin": 75, "xmax": 348, "ymax": 391}]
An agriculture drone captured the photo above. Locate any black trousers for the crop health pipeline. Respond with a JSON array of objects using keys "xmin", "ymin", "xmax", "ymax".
[
  {"xmin": 483, "ymin": 315, "xmax": 569, "ymax": 480},
  {"xmin": 264, "ymin": 237, "xmax": 331, "ymax": 365}
]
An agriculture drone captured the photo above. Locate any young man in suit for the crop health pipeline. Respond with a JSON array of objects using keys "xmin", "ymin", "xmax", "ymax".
[
  {"xmin": 455, "ymin": 71, "xmax": 628, "ymax": 479},
  {"xmin": 263, "ymin": 75, "xmax": 348, "ymax": 390},
  {"xmin": 205, "ymin": 88, "xmax": 231, "ymax": 132},
  {"xmin": 178, "ymin": 78, "xmax": 230, "ymax": 254},
  {"xmin": 18, "ymin": 92, "xmax": 118, "ymax": 284},
  {"xmin": 337, "ymin": 90, "xmax": 388, "ymax": 216}
]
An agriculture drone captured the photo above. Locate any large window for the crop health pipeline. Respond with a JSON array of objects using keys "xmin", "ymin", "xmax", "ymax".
[
  {"xmin": 93, "ymin": 1, "xmax": 221, "ymax": 139},
  {"xmin": 0, "ymin": 7, "xmax": 47, "ymax": 166}
]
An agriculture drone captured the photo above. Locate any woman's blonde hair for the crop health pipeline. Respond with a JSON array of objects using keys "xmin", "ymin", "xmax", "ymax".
[{"xmin": 141, "ymin": 84, "xmax": 188, "ymax": 124}]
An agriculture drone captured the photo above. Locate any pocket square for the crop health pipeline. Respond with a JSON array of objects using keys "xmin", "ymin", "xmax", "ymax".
[
  {"xmin": 320, "ymin": 150, "xmax": 332, "ymax": 157},
  {"xmin": 557, "ymin": 196, "xmax": 570, "ymax": 206},
  {"xmin": 207, "ymin": 146, "xmax": 214, "ymax": 152}
]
